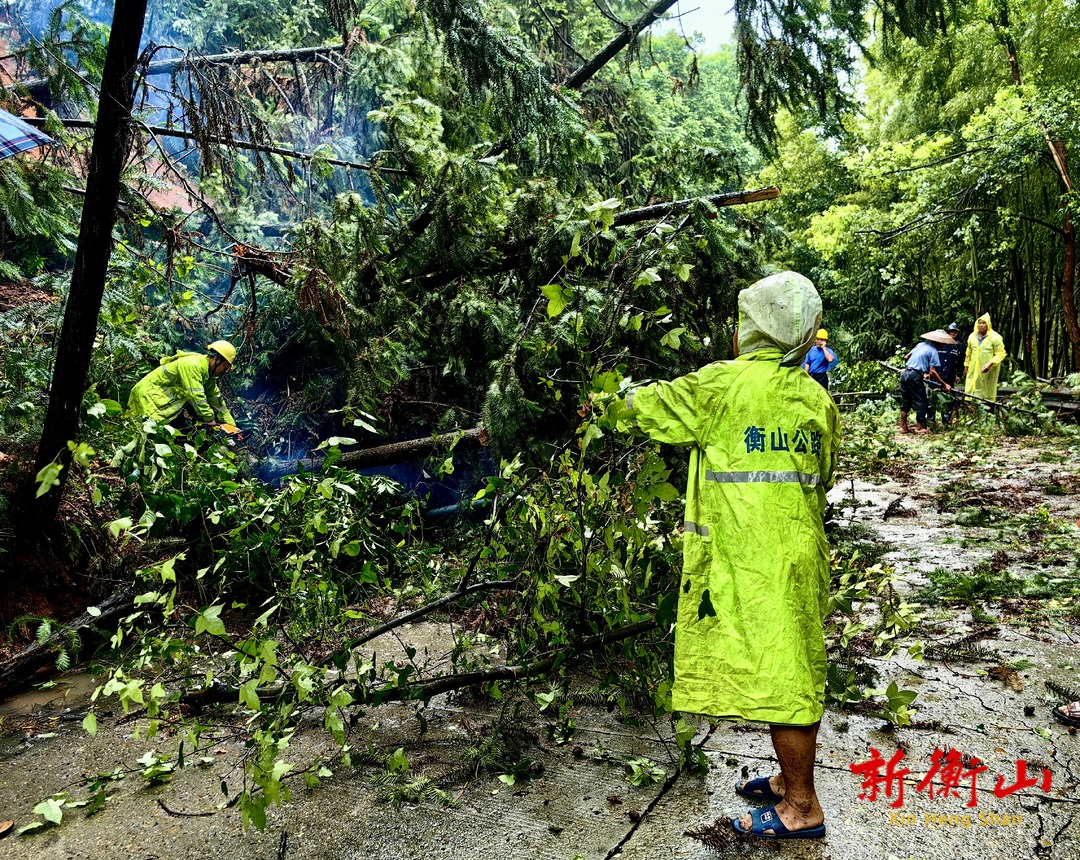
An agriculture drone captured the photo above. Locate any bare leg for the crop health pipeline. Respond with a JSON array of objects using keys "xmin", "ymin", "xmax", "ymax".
[{"xmin": 738, "ymin": 723, "xmax": 824, "ymax": 834}]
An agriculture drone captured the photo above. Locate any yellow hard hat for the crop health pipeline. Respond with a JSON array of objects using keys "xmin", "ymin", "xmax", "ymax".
[
  {"xmin": 816, "ymin": 329, "xmax": 829, "ymax": 340},
  {"xmin": 207, "ymin": 340, "xmax": 236, "ymax": 364}
]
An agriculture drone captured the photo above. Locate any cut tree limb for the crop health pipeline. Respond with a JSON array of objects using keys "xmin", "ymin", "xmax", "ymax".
[
  {"xmin": 319, "ymin": 576, "xmax": 522, "ymax": 667},
  {"xmin": 260, "ymin": 427, "xmax": 488, "ymax": 482},
  {"xmin": 182, "ymin": 618, "xmax": 659, "ymax": 709}
]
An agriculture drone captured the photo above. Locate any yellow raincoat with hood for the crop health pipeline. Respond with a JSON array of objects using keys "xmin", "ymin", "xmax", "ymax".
[
  {"xmin": 964, "ymin": 313, "xmax": 1007, "ymax": 401},
  {"xmin": 625, "ymin": 272, "xmax": 840, "ymax": 725},
  {"xmin": 127, "ymin": 351, "xmax": 235, "ymax": 426}
]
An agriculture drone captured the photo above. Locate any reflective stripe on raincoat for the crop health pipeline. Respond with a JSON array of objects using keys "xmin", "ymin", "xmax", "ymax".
[
  {"xmin": 964, "ymin": 313, "xmax": 1007, "ymax": 402},
  {"xmin": 628, "ymin": 354, "xmax": 839, "ymax": 724},
  {"xmin": 127, "ymin": 351, "xmax": 235, "ymax": 426}
]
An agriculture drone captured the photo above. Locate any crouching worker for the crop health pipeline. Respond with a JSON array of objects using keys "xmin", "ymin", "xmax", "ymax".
[
  {"xmin": 127, "ymin": 340, "xmax": 237, "ymax": 432},
  {"xmin": 621, "ymin": 271, "xmax": 840, "ymax": 840}
]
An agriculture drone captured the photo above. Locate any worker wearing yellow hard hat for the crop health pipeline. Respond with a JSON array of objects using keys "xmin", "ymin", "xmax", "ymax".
[
  {"xmin": 127, "ymin": 340, "xmax": 238, "ymax": 430},
  {"xmin": 802, "ymin": 328, "xmax": 838, "ymax": 390}
]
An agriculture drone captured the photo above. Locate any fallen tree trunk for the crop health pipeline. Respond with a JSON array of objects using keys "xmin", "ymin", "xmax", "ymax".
[
  {"xmin": 0, "ymin": 590, "xmax": 133, "ymax": 699},
  {"xmin": 260, "ymin": 427, "xmax": 488, "ymax": 482}
]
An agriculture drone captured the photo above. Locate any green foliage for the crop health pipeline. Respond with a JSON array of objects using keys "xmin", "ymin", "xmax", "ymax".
[
  {"xmin": 826, "ymin": 550, "xmax": 921, "ymax": 723},
  {"xmin": 624, "ymin": 756, "xmax": 665, "ymax": 787}
]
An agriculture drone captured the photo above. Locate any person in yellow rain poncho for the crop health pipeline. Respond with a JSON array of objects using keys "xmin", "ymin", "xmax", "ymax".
[
  {"xmin": 964, "ymin": 313, "xmax": 1007, "ymax": 401},
  {"xmin": 127, "ymin": 340, "xmax": 237, "ymax": 429},
  {"xmin": 623, "ymin": 271, "xmax": 840, "ymax": 841}
]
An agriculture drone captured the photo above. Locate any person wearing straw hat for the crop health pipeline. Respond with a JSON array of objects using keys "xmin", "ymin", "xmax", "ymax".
[
  {"xmin": 900, "ymin": 332, "xmax": 952, "ymax": 433},
  {"xmin": 802, "ymin": 329, "xmax": 838, "ymax": 390},
  {"xmin": 127, "ymin": 340, "xmax": 238, "ymax": 431}
]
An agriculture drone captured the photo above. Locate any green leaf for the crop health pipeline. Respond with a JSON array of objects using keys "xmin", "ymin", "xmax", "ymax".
[
  {"xmin": 387, "ymin": 747, "xmax": 409, "ymax": 773},
  {"xmin": 34, "ymin": 461, "xmax": 63, "ymax": 498},
  {"xmin": 33, "ymin": 798, "xmax": 63, "ymax": 825},
  {"xmin": 540, "ymin": 284, "xmax": 572, "ymax": 317},
  {"xmin": 106, "ymin": 517, "xmax": 133, "ymax": 538},
  {"xmin": 239, "ymin": 679, "xmax": 261, "ymax": 711},
  {"xmin": 652, "ymin": 482, "xmax": 679, "ymax": 502},
  {"xmin": 315, "ymin": 436, "xmax": 357, "ymax": 450},
  {"xmin": 241, "ymin": 792, "xmax": 267, "ymax": 830},
  {"xmin": 660, "ymin": 326, "xmax": 686, "ymax": 350},
  {"xmin": 194, "ymin": 605, "xmax": 226, "ymax": 637},
  {"xmin": 82, "ymin": 712, "xmax": 98, "ymax": 736},
  {"xmin": 656, "ymin": 591, "xmax": 678, "ymax": 627}
]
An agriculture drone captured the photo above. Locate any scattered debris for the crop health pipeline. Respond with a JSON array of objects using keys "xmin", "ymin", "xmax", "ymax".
[
  {"xmin": 685, "ymin": 817, "xmax": 738, "ymax": 851},
  {"xmin": 883, "ymin": 497, "xmax": 918, "ymax": 519}
]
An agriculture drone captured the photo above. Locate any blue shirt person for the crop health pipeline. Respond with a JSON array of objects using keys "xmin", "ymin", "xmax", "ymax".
[
  {"xmin": 899, "ymin": 338, "xmax": 951, "ymax": 433},
  {"xmin": 802, "ymin": 329, "xmax": 838, "ymax": 390}
]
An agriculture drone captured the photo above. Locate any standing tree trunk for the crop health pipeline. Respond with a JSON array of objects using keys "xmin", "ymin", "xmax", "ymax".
[
  {"xmin": 995, "ymin": 1, "xmax": 1079, "ymax": 369},
  {"xmin": 1062, "ymin": 206, "xmax": 1080, "ymax": 370},
  {"xmin": 27, "ymin": 0, "xmax": 149, "ymax": 526}
]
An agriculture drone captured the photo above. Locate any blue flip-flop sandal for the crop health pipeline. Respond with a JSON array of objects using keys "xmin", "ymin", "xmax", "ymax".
[
  {"xmin": 732, "ymin": 804, "xmax": 827, "ymax": 840},
  {"xmin": 734, "ymin": 776, "xmax": 783, "ymax": 804}
]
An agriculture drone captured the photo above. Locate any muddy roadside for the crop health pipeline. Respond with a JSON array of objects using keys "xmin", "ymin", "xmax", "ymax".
[{"xmin": 0, "ymin": 434, "xmax": 1077, "ymax": 859}]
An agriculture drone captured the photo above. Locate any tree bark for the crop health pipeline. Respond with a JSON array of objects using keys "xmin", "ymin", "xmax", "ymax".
[
  {"xmin": 26, "ymin": 0, "xmax": 148, "ymax": 526},
  {"xmin": 1062, "ymin": 208, "xmax": 1080, "ymax": 370}
]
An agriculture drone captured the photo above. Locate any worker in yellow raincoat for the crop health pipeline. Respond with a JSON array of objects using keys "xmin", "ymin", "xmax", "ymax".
[
  {"xmin": 963, "ymin": 313, "xmax": 1007, "ymax": 401},
  {"xmin": 127, "ymin": 340, "xmax": 237, "ymax": 429},
  {"xmin": 624, "ymin": 271, "xmax": 839, "ymax": 840}
]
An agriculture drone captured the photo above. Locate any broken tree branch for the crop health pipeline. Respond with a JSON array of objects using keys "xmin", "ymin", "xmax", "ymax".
[
  {"xmin": 612, "ymin": 186, "xmax": 781, "ymax": 227},
  {"xmin": 19, "ymin": 116, "xmax": 409, "ymax": 176},
  {"xmin": 561, "ymin": 0, "xmax": 681, "ymax": 91},
  {"xmin": 369, "ymin": 619, "xmax": 659, "ymax": 702},
  {"xmin": 319, "ymin": 577, "xmax": 522, "ymax": 667}
]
